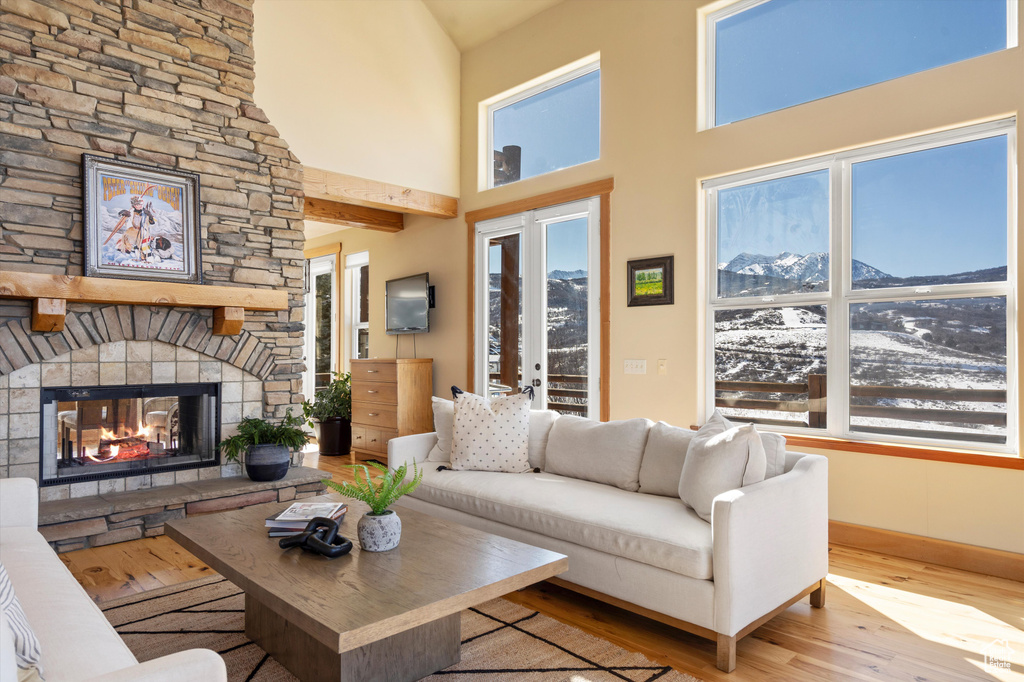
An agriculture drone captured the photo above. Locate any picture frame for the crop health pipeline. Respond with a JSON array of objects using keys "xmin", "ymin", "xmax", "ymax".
[
  {"xmin": 82, "ymin": 154, "xmax": 202, "ymax": 284},
  {"xmin": 627, "ymin": 255, "xmax": 674, "ymax": 307}
]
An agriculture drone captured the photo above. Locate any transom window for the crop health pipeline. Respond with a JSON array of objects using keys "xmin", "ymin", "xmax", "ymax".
[
  {"xmin": 484, "ymin": 57, "xmax": 600, "ymax": 189},
  {"xmin": 707, "ymin": 0, "xmax": 1015, "ymax": 127},
  {"xmin": 704, "ymin": 120, "xmax": 1016, "ymax": 452}
]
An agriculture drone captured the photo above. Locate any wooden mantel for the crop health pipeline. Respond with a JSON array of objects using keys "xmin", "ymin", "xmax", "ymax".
[
  {"xmin": 303, "ymin": 167, "xmax": 459, "ymax": 233},
  {"xmin": 0, "ymin": 272, "xmax": 288, "ymax": 336}
]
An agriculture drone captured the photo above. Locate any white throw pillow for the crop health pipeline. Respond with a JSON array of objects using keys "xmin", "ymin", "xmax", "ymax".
[
  {"xmin": 694, "ymin": 411, "xmax": 787, "ymax": 480},
  {"xmin": 426, "ymin": 397, "xmax": 454, "ymax": 462},
  {"xmin": 0, "ymin": 563, "xmax": 43, "ymax": 682},
  {"xmin": 545, "ymin": 415, "xmax": 652, "ymax": 492},
  {"xmin": 678, "ymin": 416, "xmax": 768, "ymax": 522},
  {"xmin": 450, "ymin": 391, "xmax": 532, "ymax": 472},
  {"xmin": 638, "ymin": 421, "xmax": 695, "ymax": 497}
]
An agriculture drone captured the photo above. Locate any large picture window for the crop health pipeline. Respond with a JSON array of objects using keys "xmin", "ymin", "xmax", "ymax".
[
  {"xmin": 704, "ymin": 121, "xmax": 1016, "ymax": 452},
  {"xmin": 707, "ymin": 0, "xmax": 1014, "ymax": 127}
]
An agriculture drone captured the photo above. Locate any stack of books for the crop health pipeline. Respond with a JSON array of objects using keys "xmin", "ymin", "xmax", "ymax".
[{"xmin": 266, "ymin": 501, "xmax": 347, "ymax": 537}]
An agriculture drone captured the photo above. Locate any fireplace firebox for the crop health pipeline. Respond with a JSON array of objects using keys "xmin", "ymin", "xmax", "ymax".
[{"xmin": 40, "ymin": 383, "xmax": 221, "ymax": 486}]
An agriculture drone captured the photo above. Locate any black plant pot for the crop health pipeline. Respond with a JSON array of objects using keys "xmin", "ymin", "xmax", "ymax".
[
  {"xmin": 318, "ymin": 417, "xmax": 352, "ymax": 457},
  {"xmin": 245, "ymin": 444, "xmax": 290, "ymax": 482}
]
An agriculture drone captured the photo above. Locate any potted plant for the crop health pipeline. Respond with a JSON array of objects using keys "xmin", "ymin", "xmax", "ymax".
[
  {"xmin": 302, "ymin": 371, "xmax": 352, "ymax": 457},
  {"xmin": 322, "ymin": 461, "xmax": 423, "ymax": 552},
  {"xmin": 218, "ymin": 410, "xmax": 309, "ymax": 482}
]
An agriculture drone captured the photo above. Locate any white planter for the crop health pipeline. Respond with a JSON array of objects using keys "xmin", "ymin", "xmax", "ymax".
[{"xmin": 356, "ymin": 510, "xmax": 402, "ymax": 552}]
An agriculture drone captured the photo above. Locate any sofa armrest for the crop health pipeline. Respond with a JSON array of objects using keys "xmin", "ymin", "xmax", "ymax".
[
  {"xmin": 82, "ymin": 650, "xmax": 226, "ymax": 682},
  {"xmin": 0, "ymin": 478, "xmax": 38, "ymax": 528},
  {"xmin": 711, "ymin": 453, "xmax": 828, "ymax": 637},
  {"xmin": 388, "ymin": 432, "xmax": 437, "ymax": 474}
]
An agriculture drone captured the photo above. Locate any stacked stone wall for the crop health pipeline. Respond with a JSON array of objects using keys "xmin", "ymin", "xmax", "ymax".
[{"xmin": 0, "ymin": 0, "xmax": 305, "ymax": 416}]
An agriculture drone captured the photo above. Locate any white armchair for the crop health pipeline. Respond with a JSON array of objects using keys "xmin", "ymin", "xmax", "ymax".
[{"xmin": 0, "ymin": 479, "xmax": 227, "ymax": 682}]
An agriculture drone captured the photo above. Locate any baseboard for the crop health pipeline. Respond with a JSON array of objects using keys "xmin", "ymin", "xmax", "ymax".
[{"xmin": 829, "ymin": 521, "xmax": 1024, "ymax": 582}]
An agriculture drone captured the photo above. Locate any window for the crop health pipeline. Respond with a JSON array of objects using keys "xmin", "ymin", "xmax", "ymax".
[
  {"xmin": 707, "ymin": 0, "xmax": 1014, "ymax": 127},
  {"xmin": 485, "ymin": 57, "xmax": 600, "ymax": 188},
  {"xmin": 303, "ymin": 255, "xmax": 337, "ymax": 398},
  {"xmin": 346, "ymin": 252, "xmax": 369, "ymax": 361},
  {"xmin": 704, "ymin": 121, "xmax": 1016, "ymax": 452}
]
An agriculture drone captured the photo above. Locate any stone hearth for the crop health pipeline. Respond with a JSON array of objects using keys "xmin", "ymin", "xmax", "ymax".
[{"xmin": 39, "ymin": 465, "xmax": 329, "ymax": 552}]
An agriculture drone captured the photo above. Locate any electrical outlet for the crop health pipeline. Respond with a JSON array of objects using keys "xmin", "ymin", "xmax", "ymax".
[
  {"xmin": 658, "ymin": 359, "xmax": 668, "ymax": 375},
  {"xmin": 624, "ymin": 359, "xmax": 646, "ymax": 374}
]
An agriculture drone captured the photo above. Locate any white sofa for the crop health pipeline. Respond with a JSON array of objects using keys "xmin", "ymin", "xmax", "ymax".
[
  {"xmin": 0, "ymin": 478, "xmax": 226, "ymax": 682},
  {"xmin": 389, "ymin": 415, "xmax": 828, "ymax": 672}
]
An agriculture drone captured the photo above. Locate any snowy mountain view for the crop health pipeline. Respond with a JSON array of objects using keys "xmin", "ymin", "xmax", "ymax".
[{"xmin": 716, "ymin": 295, "xmax": 1007, "ymax": 443}]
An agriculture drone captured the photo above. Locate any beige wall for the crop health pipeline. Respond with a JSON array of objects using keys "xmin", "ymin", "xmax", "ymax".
[
  {"xmin": 253, "ymin": 0, "xmax": 460, "ymax": 197},
  {"xmin": 309, "ymin": 0, "xmax": 1024, "ymax": 553}
]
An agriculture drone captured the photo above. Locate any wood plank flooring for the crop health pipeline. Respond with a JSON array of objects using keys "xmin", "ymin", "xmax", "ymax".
[{"xmin": 60, "ymin": 451, "xmax": 1024, "ymax": 681}]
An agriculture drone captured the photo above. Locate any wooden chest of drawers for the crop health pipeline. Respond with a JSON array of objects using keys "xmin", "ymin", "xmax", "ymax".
[{"xmin": 350, "ymin": 358, "xmax": 433, "ymax": 459}]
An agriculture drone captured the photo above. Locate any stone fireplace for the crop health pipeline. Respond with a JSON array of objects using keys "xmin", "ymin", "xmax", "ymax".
[{"xmin": 0, "ymin": 0, "xmax": 319, "ymax": 536}]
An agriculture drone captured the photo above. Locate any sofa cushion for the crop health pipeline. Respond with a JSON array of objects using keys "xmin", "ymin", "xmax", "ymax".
[
  {"xmin": 0, "ymin": 563, "xmax": 42, "ymax": 682},
  {"xmin": 638, "ymin": 422, "xmax": 694, "ymax": 497},
  {"xmin": 679, "ymin": 415, "xmax": 767, "ymax": 522},
  {"xmin": 451, "ymin": 391, "xmax": 532, "ymax": 472},
  {"xmin": 545, "ymin": 416, "xmax": 652, "ymax": 492},
  {"xmin": 428, "ymin": 397, "xmax": 559, "ymax": 470},
  {"xmin": 409, "ymin": 468, "xmax": 713, "ymax": 579},
  {"xmin": 426, "ymin": 397, "xmax": 454, "ymax": 462},
  {"xmin": 761, "ymin": 431, "xmax": 787, "ymax": 479},
  {"xmin": 0, "ymin": 528, "xmax": 137, "ymax": 681}
]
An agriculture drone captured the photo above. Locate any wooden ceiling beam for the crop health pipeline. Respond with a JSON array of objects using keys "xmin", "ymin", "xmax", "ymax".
[
  {"xmin": 304, "ymin": 196, "xmax": 404, "ymax": 233},
  {"xmin": 303, "ymin": 167, "xmax": 458, "ymax": 219}
]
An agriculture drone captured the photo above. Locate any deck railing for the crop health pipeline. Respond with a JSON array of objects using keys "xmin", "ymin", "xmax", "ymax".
[
  {"xmin": 489, "ymin": 372, "xmax": 588, "ymax": 415},
  {"xmin": 715, "ymin": 375, "xmax": 1007, "ymax": 443}
]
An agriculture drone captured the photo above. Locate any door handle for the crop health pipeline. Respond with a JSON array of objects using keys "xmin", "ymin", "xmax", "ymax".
[{"xmin": 532, "ymin": 379, "xmax": 541, "ymax": 387}]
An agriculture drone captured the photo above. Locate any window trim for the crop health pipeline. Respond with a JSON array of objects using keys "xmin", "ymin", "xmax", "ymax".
[
  {"xmin": 703, "ymin": 0, "xmax": 1018, "ymax": 130},
  {"xmin": 702, "ymin": 119, "xmax": 1018, "ymax": 455},
  {"xmin": 482, "ymin": 55, "xmax": 601, "ymax": 191}
]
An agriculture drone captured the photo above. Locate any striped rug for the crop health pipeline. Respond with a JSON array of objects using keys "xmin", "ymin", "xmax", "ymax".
[{"xmin": 101, "ymin": 576, "xmax": 699, "ymax": 682}]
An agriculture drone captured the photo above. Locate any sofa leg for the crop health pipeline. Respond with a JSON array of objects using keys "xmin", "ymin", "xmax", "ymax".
[
  {"xmin": 810, "ymin": 578, "xmax": 826, "ymax": 608},
  {"xmin": 716, "ymin": 634, "xmax": 737, "ymax": 672}
]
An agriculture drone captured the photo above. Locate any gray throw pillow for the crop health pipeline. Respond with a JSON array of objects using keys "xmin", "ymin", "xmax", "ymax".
[
  {"xmin": 638, "ymin": 421, "xmax": 694, "ymax": 497},
  {"xmin": 545, "ymin": 415, "xmax": 652, "ymax": 491},
  {"xmin": 528, "ymin": 409, "xmax": 559, "ymax": 470},
  {"xmin": 678, "ymin": 414, "xmax": 767, "ymax": 522}
]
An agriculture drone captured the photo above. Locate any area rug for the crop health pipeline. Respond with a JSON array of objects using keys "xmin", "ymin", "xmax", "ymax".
[{"xmin": 101, "ymin": 576, "xmax": 699, "ymax": 682}]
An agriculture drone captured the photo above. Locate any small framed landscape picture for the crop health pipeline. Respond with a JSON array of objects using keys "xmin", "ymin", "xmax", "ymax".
[
  {"xmin": 82, "ymin": 154, "xmax": 202, "ymax": 284},
  {"xmin": 627, "ymin": 255, "xmax": 673, "ymax": 307}
]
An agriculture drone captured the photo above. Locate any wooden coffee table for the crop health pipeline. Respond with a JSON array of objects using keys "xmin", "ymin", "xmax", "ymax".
[{"xmin": 165, "ymin": 495, "xmax": 567, "ymax": 682}]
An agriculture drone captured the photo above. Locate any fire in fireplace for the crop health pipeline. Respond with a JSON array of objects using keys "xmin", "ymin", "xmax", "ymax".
[{"xmin": 40, "ymin": 383, "xmax": 220, "ymax": 486}]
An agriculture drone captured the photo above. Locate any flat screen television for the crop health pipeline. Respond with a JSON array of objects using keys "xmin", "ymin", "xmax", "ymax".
[{"xmin": 385, "ymin": 273, "xmax": 430, "ymax": 335}]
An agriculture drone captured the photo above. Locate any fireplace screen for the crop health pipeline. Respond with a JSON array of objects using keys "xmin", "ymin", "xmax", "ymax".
[{"xmin": 40, "ymin": 383, "xmax": 220, "ymax": 486}]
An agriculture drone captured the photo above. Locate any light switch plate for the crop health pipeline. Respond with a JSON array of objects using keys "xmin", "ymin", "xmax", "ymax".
[{"xmin": 624, "ymin": 359, "xmax": 646, "ymax": 374}]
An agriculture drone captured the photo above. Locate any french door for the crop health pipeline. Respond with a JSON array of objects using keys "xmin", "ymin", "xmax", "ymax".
[
  {"xmin": 474, "ymin": 197, "xmax": 600, "ymax": 415},
  {"xmin": 303, "ymin": 254, "xmax": 337, "ymax": 399}
]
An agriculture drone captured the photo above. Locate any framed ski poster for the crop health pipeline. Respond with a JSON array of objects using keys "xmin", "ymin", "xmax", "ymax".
[{"xmin": 82, "ymin": 154, "xmax": 202, "ymax": 284}]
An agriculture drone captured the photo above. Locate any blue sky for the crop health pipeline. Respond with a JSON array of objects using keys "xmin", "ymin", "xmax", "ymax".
[
  {"xmin": 718, "ymin": 135, "xmax": 1008, "ymax": 279},
  {"xmin": 715, "ymin": 0, "xmax": 1006, "ymax": 125},
  {"xmin": 493, "ymin": 70, "xmax": 600, "ymax": 183},
  {"xmin": 489, "ymin": 217, "xmax": 589, "ymax": 276}
]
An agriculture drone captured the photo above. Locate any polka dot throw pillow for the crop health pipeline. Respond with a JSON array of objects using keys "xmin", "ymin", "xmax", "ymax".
[{"xmin": 450, "ymin": 389, "xmax": 532, "ymax": 473}]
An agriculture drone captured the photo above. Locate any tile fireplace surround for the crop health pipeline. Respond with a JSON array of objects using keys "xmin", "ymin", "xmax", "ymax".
[{"xmin": 1, "ymin": 334, "xmax": 269, "ymax": 501}]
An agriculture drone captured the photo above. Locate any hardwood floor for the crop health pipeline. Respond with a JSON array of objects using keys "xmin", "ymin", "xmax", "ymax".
[{"xmin": 60, "ymin": 452, "xmax": 1024, "ymax": 681}]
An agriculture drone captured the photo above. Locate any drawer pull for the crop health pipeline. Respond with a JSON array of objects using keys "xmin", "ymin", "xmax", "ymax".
[
  {"xmin": 366, "ymin": 370, "xmax": 378, "ymax": 373},
  {"xmin": 370, "ymin": 438, "xmax": 377, "ymax": 443},
  {"xmin": 367, "ymin": 390, "xmax": 378, "ymax": 394},
  {"xmin": 368, "ymin": 413, "xmax": 379, "ymax": 417}
]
